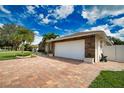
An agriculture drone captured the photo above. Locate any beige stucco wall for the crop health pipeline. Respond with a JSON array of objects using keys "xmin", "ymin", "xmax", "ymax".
[
  {"xmin": 103, "ymin": 45, "xmax": 124, "ymax": 62},
  {"xmin": 95, "ymin": 35, "xmax": 107, "ymax": 62}
]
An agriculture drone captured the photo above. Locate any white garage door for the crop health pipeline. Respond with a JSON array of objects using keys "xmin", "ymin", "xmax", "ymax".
[{"xmin": 54, "ymin": 39, "xmax": 85, "ymax": 60}]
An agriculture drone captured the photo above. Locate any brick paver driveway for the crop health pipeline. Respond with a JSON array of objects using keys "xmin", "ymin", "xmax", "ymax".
[{"xmin": 0, "ymin": 56, "xmax": 124, "ymax": 88}]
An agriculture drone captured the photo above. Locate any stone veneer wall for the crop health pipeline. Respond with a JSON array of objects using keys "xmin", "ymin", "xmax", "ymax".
[{"xmin": 85, "ymin": 35, "xmax": 95, "ymax": 58}]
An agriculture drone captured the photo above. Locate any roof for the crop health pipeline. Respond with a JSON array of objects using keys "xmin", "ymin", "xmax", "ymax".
[{"xmin": 47, "ymin": 30, "xmax": 112, "ymax": 45}]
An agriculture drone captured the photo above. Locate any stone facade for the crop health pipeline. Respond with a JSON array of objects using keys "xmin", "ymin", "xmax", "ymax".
[{"xmin": 85, "ymin": 35, "xmax": 95, "ymax": 58}]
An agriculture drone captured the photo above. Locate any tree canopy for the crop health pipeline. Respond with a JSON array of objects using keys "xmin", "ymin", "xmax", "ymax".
[
  {"xmin": 39, "ymin": 32, "xmax": 59, "ymax": 52},
  {"xmin": 42, "ymin": 32, "xmax": 59, "ymax": 40},
  {"xmin": 0, "ymin": 24, "xmax": 34, "ymax": 50},
  {"xmin": 108, "ymin": 36, "xmax": 124, "ymax": 45}
]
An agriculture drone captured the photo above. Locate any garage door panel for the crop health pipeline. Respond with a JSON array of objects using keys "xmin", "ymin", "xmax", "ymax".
[{"xmin": 54, "ymin": 40, "xmax": 85, "ymax": 60}]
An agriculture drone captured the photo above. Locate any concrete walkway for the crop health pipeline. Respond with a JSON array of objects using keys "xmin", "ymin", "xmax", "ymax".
[{"xmin": 0, "ymin": 56, "xmax": 124, "ymax": 88}]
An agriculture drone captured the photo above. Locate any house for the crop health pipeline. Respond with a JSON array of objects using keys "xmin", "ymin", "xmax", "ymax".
[{"xmin": 46, "ymin": 30, "xmax": 112, "ymax": 63}]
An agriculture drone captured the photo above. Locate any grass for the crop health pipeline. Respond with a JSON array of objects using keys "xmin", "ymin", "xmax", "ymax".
[
  {"xmin": 0, "ymin": 51, "xmax": 32, "ymax": 60},
  {"xmin": 89, "ymin": 71, "xmax": 124, "ymax": 88}
]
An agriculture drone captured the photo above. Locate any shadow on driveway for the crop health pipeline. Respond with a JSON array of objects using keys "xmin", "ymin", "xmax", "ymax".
[{"xmin": 38, "ymin": 55, "xmax": 84, "ymax": 65}]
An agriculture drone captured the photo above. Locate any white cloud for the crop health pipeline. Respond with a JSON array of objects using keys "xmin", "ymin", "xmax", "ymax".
[
  {"xmin": 111, "ymin": 17, "xmax": 124, "ymax": 27},
  {"xmin": 39, "ymin": 15, "xmax": 57, "ymax": 25},
  {"xmin": 0, "ymin": 6, "xmax": 11, "ymax": 14},
  {"xmin": 54, "ymin": 6, "xmax": 74, "ymax": 19},
  {"xmin": 38, "ymin": 6, "xmax": 74, "ymax": 25},
  {"xmin": 82, "ymin": 6, "xmax": 100, "ymax": 24},
  {"xmin": 42, "ymin": 17, "xmax": 51, "ymax": 24},
  {"xmin": 26, "ymin": 6, "xmax": 36, "ymax": 14},
  {"xmin": 34, "ymin": 31, "xmax": 39, "ymax": 35},
  {"xmin": 38, "ymin": 14, "xmax": 51, "ymax": 24},
  {"xmin": 87, "ymin": 24, "xmax": 115, "ymax": 36},
  {"xmin": 82, "ymin": 6, "xmax": 124, "ymax": 24},
  {"xmin": 62, "ymin": 29, "xmax": 74, "ymax": 36},
  {"xmin": 83, "ymin": 24, "xmax": 124, "ymax": 41},
  {"xmin": 117, "ymin": 29, "xmax": 124, "ymax": 41},
  {"xmin": 0, "ymin": 23, "xmax": 3, "ymax": 27},
  {"xmin": 54, "ymin": 26, "xmax": 62, "ymax": 30},
  {"xmin": 119, "ymin": 29, "xmax": 124, "ymax": 36},
  {"xmin": 39, "ymin": 14, "xmax": 44, "ymax": 19},
  {"xmin": 32, "ymin": 31, "xmax": 42, "ymax": 45},
  {"xmin": 32, "ymin": 35, "xmax": 43, "ymax": 45},
  {"xmin": 107, "ymin": 28, "xmax": 124, "ymax": 41}
]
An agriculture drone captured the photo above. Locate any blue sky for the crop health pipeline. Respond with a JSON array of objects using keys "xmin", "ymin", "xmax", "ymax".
[{"xmin": 0, "ymin": 5, "xmax": 124, "ymax": 44}]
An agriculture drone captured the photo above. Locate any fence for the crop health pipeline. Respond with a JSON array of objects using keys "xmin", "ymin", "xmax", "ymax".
[{"xmin": 103, "ymin": 45, "xmax": 124, "ymax": 62}]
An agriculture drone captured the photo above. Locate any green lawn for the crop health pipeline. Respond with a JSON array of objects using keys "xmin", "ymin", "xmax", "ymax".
[
  {"xmin": 0, "ymin": 51, "xmax": 32, "ymax": 60},
  {"xmin": 89, "ymin": 71, "xmax": 124, "ymax": 88}
]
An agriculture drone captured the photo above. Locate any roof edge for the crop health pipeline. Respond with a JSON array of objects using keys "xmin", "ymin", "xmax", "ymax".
[{"xmin": 47, "ymin": 30, "xmax": 112, "ymax": 45}]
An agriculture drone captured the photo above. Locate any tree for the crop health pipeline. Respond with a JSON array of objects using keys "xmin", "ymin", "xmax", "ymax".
[
  {"xmin": 24, "ymin": 44, "xmax": 33, "ymax": 51},
  {"xmin": 108, "ymin": 36, "xmax": 124, "ymax": 45},
  {"xmin": 39, "ymin": 32, "xmax": 59, "ymax": 52},
  {"xmin": 0, "ymin": 24, "xmax": 34, "ymax": 50},
  {"xmin": 17, "ymin": 26, "xmax": 34, "ymax": 44},
  {"xmin": 0, "ymin": 24, "xmax": 17, "ymax": 49},
  {"xmin": 16, "ymin": 26, "xmax": 34, "ymax": 50},
  {"xmin": 43, "ymin": 32, "xmax": 59, "ymax": 40}
]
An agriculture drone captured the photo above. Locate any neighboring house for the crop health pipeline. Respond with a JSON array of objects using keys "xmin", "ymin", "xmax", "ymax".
[{"xmin": 46, "ymin": 31, "xmax": 112, "ymax": 63}]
